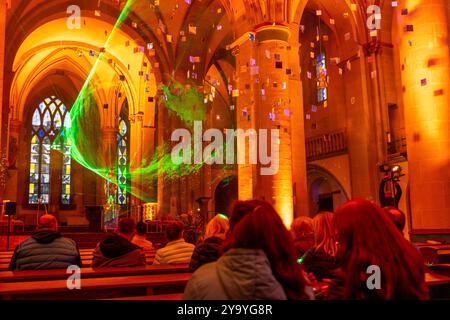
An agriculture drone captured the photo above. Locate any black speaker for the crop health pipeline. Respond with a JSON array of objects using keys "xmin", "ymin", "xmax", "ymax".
[{"xmin": 4, "ymin": 202, "xmax": 16, "ymax": 216}]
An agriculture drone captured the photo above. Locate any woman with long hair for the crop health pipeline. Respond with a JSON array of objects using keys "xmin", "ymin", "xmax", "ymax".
[
  {"xmin": 291, "ymin": 216, "xmax": 315, "ymax": 258},
  {"xmin": 301, "ymin": 212, "xmax": 338, "ymax": 280},
  {"xmin": 333, "ymin": 199, "xmax": 428, "ymax": 299},
  {"xmin": 184, "ymin": 200, "xmax": 313, "ymax": 300},
  {"xmin": 188, "ymin": 214, "xmax": 229, "ymax": 272}
]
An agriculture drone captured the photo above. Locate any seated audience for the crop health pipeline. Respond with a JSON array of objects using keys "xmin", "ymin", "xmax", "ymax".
[
  {"xmin": 184, "ymin": 200, "xmax": 314, "ymax": 300},
  {"xmin": 291, "ymin": 216, "xmax": 315, "ymax": 258},
  {"xmin": 92, "ymin": 217, "xmax": 145, "ymax": 268},
  {"xmin": 9, "ymin": 214, "xmax": 81, "ymax": 270},
  {"xmin": 331, "ymin": 199, "xmax": 429, "ymax": 300},
  {"xmin": 301, "ymin": 212, "xmax": 338, "ymax": 280},
  {"xmin": 153, "ymin": 220, "xmax": 194, "ymax": 265},
  {"xmin": 132, "ymin": 221, "xmax": 154, "ymax": 251},
  {"xmin": 188, "ymin": 214, "xmax": 229, "ymax": 272}
]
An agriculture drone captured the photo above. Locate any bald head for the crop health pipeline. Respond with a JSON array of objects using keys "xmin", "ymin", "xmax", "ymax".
[{"xmin": 38, "ymin": 214, "xmax": 58, "ymax": 231}]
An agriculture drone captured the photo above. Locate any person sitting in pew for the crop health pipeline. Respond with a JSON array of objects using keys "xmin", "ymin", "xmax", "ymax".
[
  {"xmin": 153, "ymin": 220, "xmax": 195, "ymax": 265},
  {"xmin": 188, "ymin": 214, "xmax": 229, "ymax": 272},
  {"xmin": 132, "ymin": 222, "xmax": 154, "ymax": 251},
  {"xmin": 9, "ymin": 214, "xmax": 81, "ymax": 270},
  {"xmin": 92, "ymin": 217, "xmax": 146, "ymax": 268}
]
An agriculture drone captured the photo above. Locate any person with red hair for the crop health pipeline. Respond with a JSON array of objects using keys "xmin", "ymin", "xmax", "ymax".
[
  {"xmin": 331, "ymin": 199, "xmax": 428, "ymax": 300},
  {"xmin": 184, "ymin": 200, "xmax": 313, "ymax": 300}
]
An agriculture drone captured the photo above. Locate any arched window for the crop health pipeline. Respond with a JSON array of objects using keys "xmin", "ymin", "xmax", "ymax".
[
  {"xmin": 116, "ymin": 103, "xmax": 130, "ymax": 205},
  {"xmin": 316, "ymin": 52, "xmax": 328, "ymax": 103},
  {"xmin": 28, "ymin": 96, "xmax": 72, "ymax": 205}
]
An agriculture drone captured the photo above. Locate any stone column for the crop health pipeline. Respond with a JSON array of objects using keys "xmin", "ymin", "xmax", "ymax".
[
  {"xmin": 99, "ymin": 127, "xmax": 118, "ymax": 205},
  {"xmin": 396, "ymin": 0, "xmax": 450, "ymax": 229},
  {"xmin": 232, "ymin": 25, "xmax": 297, "ymax": 226},
  {"xmin": 0, "ymin": 0, "xmax": 6, "ymax": 151},
  {"xmin": 288, "ymin": 26, "xmax": 309, "ymax": 218}
]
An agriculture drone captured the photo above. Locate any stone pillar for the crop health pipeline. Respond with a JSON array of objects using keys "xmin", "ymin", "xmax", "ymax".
[
  {"xmin": 288, "ymin": 26, "xmax": 309, "ymax": 218},
  {"xmin": 0, "ymin": 0, "xmax": 6, "ymax": 151},
  {"xmin": 232, "ymin": 25, "xmax": 297, "ymax": 226},
  {"xmin": 396, "ymin": 0, "xmax": 450, "ymax": 229},
  {"xmin": 100, "ymin": 127, "xmax": 118, "ymax": 205}
]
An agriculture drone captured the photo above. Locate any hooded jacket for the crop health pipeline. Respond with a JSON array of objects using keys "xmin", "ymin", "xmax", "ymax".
[
  {"xmin": 92, "ymin": 233, "xmax": 146, "ymax": 268},
  {"xmin": 188, "ymin": 236, "xmax": 223, "ymax": 272},
  {"xmin": 184, "ymin": 248, "xmax": 288, "ymax": 300},
  {"xmin": 9, "ymin": 230, "xmax": 81, "ymax": 270}
]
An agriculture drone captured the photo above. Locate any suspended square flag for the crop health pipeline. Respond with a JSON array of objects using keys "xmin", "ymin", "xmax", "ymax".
[
  {"xmin": 316, "ymin": 10, "xmax": 322, "ymax": 16},
  {"xmin": 189, "ymin": 24, "xmax": 197, "ymax": 35},
  {"xmin": 189, "ymin": 56, "xmax": 200, "ymax": 63},
  {"xmin": 167, "ymin": 34, "xmax": 173, "ymax": 42},
  {"xmin": 185, "ymin": 0, "xmax": 192, "ymax": 4},
  {"xmin": 95, "ymin": 10, "xmax": 101, "ymax": 17},
  {"xmin": 346, "ymin": 60, "xmax": 352, "ymax": 71},
  {"xmin": 147, "ymin": 42, "xmax": 153, "ymax": 49},
  {"xmin": 250, "ymin": 66, "xmax": 259, "ymax": 75}
]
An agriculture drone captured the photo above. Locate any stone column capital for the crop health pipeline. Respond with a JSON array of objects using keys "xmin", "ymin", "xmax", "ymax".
[{"xmin": 254, "ymin": 24, "xmax": 291, "ymax": 43}]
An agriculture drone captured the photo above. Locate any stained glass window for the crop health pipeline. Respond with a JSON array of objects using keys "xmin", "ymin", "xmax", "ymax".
[
  {"xmin": 28, "ymin": 96, "xmax": 72, "ymax": 205},
  {"xmin": 316, "ymin": 53, "xmax": 328, "ymax": 103},
  {"xmin": 116, "ymin": 104, "xmax": 130, "ymax": 205}
]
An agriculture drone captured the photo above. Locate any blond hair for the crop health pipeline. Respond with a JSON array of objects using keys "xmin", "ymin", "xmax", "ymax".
[
  {"xmin": 205, "ymin": 215, "xmax": 229, "ymax": 240},
  {"xmin": 312, "ymin": 212, "xmax": 337, "ymax": 257}
]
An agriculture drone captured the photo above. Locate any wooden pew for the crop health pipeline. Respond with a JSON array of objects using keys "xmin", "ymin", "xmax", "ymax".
[
  {"xmin": 0, "ymin": 264, "xmax": 189, "ymax": 282},
  {"xmin": 0, "ymin": 273, "xmax": 191, "ymax": 300},
  {"xmin": 425, "ymin": 272, "xmax": 450, "ymax": 299},
  {"xmin": 0, "ymin": 258, "xmax": 156, "ymax": 271},
  {"xmin": 108, "ymin": 293, "xmax": 183, "ymax": 300}
]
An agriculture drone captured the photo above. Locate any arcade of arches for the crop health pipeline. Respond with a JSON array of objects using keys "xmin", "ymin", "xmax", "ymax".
[{"xmin": 0, "ymin": 0, "xmax": 449, "ymax": 241}]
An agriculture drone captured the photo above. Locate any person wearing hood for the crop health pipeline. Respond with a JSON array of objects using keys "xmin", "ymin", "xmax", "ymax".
[
  {"xmin": 9, "ymin": 214, "xmax": 81, "ymax": 270},
  {"xmin": 92, "ymin": 217, "xmax": 145, "ymax": 268},
  {"xmin": 184, "ymin": 200, "xmax": 314, "ymax": 300}
]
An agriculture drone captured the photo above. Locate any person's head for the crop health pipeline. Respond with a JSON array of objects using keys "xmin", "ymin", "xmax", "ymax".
[
  {"xmin": 37, "ymin": 214, "xmax": 58, "ymax": 231},
  {"xmin": 334, "ymin": 199, "xmax": 428, "ymax": 300},
  {"xmin": 382, "ymin": 206, "xmax": 406, "ymax": 233},
  {"xmin": 224, "ymin": 200, "xmax": 308, "ymax": 300},
  {"xmin": 117, "ymin": 217, "xmax": 136, "ymax": 241},
  {"xmin": 291, "ymin": 216, "xmax": 314, "ymax": 240},
  {"xmin": 312, "ymin": 212, "xmax": 337, "ymax": 257},
  {"xmin": 205, "ymin": 214, "xmax": 229, "ymax": 240},
  {"xmin": 229, "ymin": 200, "xmax": 271, "ymax": 232},
  {"xmin": 136, "ymin": 221, "xmax": 147, "ymax": 236},
  {"xmin": 166, "ymin": 220, "xmax": 184, "ymax": 241}
]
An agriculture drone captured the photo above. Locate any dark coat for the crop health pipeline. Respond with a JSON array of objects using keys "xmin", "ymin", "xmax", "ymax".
[
  {"xmin": 302, "ymin": 247, "xmax": 338, "ymax": 280},
  {"xmin": 92, "ymin": 234, "xmax": 146, "ymax": 268},
  {"xmin": 188, "ymin": 237, "xmax": 223, "ymax": 272},
  {"xmin": 293, "ymin": 236, "xmax": 315, "ymax": 259},
  {"xmin": 9, "ymin": 230, "xmax": 81, "ymax": 270}
]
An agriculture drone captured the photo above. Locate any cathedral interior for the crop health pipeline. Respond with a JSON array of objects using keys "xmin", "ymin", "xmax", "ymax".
[{"xmin": 0, "ymin": 0, "xmax": 449, "ymax": 243}]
